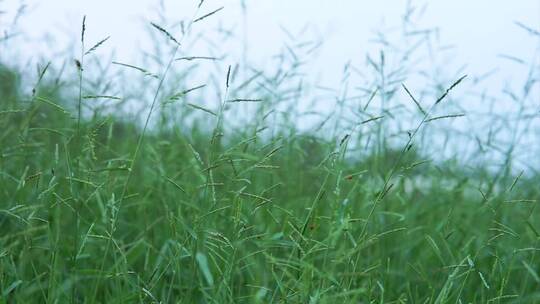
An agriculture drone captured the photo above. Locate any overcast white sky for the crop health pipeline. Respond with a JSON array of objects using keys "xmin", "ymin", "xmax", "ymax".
[
  {"xmin": 1, "ymin": 0, "xmax": 539, "ymax": 89},
  {"xmin": 1, "ymin": 0, "xmax": 539, "ymax": 169}
]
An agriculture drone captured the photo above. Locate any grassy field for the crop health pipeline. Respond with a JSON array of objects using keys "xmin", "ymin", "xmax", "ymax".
[{"xmin": 1, "ymin": 4, "xmax": 540, "ymax": 303}]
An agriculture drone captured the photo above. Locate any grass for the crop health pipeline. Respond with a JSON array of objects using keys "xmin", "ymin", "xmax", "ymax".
[{"xmin": 1, "ymin": 1, "xmax": 540, "ymax": 303}]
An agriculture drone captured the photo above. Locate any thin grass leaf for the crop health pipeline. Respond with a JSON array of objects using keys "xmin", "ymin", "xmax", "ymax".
[
  {"xmin": 515, "ymin": 21, "xmax": 540, "ymax": 36},
  {"xmin": 76, "ymin": 223, "xmax": 95, "ymax": 259},
  {"xmin": 2, "ymin": 280, "xmax": 22, "ymax": 297},
  {"xmin": 478, "ymin": 271, "xmax": 490, "ymax": 289},
  {"xmin": 507, "ymin": 170, "xmax": 524, "ymax": 192},
  {"xmin": 193, "ymin": 7, "xmax": 224, "ymax": 23},
  {"xmin": 195, "ymin": 252, "xmax": 214, "ymax": 286},
  {"xmin": 187, "ymin": 103, "xmax": 217, "ymax": 116},
  {"xmin": 112, "ymin": 61, "xmax": 159, "ymax": 78},
  {"xmin": 498, "ymin": 54, "xmax": 526, "ymax": 65},
  {"xmin": 28, "ymin": 128, "xmax": 66, "ymax": 137},
  {"xmin": 361, "ymin": 116, "xmax": 384, "ymax": 124},
  {"xmin": 176, "ymin": 56, "xmax": 218, "ymax": 61},
  {"xmin": 36, "ymin": 96, "xmax": 69, "ymax": 114},
  {"xmin": 164, "ymin": 176, "xmax": 186, "ymax": 194},
  {"xmin": 522, "ymin": 260, "xmax": 540, "ymax": 283},
  {"xmin": 35, "ymin": 61, "xmax": 51, "ymax": 89},
  {"xmin": 83, "ymin": 95, "xmax": 121, "ymax": 100},
  {"xmin": 402, "ymin": 84, "xmax": 426, "ymax": 115},
  {"xmin": 363, "ymin": 88, "xmax": 378, "ymax": 111},
  {"xmin": 236, "ymin": 191, "xmax": 272, "ymax": 203}
]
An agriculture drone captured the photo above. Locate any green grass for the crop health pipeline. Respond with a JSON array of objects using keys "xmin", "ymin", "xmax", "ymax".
[
  {"xmin": 1, "ymin": 3, "xmax": 540, "ymax": 303},
  {"xmin": 1, "ymin": 62, "xmax": 540, "ymax": 303}
]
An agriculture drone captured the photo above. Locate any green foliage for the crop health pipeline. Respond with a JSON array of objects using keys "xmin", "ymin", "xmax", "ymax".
[
  {"xmin": 0, "ymin": 64, "xmax": 539, "ymax": 303},
  {"xmin": 1, "ymin": 2, "xmax": 539, "ymax": 301}
]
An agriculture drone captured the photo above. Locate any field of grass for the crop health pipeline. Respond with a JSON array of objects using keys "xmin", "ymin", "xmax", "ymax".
[{"xmin": 1, "ymin": 3, "xmax": 540, "ymax": 303}]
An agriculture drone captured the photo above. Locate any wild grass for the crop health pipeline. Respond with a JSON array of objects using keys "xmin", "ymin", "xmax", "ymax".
[{"xmin": 1, "ymin": 1, "xmax": 539, "ymax": 303}]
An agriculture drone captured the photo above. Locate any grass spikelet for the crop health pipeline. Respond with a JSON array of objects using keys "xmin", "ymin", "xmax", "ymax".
[
  {"xmin": 504, "ymin": 199, "xmax": 537, "ymax": 204},
  {"xmin": 84, "ymin": 36, "xmax": 110, "ymax": 55},
  {"xmin": 166, "ymin": 84, "xmax": 206, "ymax": 103},
  {"xmin": 361, "ymin": 115, "xmax": 384, "ymax": 124},
  {"xmin": 435, "ymin": 75, "xmax": 467, "ymax": 104},
  {"xmin": 426, "ymin": 113, "xmax": 465, "ymax": 122},
  {"xmin": 225, "ymin": 65, "xmax": 231, "ymax": 88},
  {"xmin": 81, "ymin": 15, "xmax": 86, "ymax": 43},
  {"xmin": 150, "ymin": 22, "xmax": 180, "ymax": 45},
  {"xmin": 227, "ymin": 98, "xmax": 263, "ymax": 103},
  {"xmin": 0, "ymin": 109, "xmax": 26, "ymax": 115},
  {"xmin": 181, "ymin": 84, "xmax": 206, "ymax": 95},
  {"xmin": 83, "ymin": 95, "xmax": 121, "ymax": 100}
]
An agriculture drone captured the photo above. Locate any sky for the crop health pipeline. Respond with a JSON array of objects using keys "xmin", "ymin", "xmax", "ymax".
[
  {"xmin": 1, "ymin": 0, "xmax": 539, "ymax": 89},
  {"xmin": 1, "ymin": 0, "xmax": 540, "ymax": 169}
]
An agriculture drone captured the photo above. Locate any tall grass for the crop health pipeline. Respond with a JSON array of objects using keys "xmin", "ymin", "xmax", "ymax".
[{"xmin": 1, "ymin": 1, "xmax": 539, "ymax": 303}]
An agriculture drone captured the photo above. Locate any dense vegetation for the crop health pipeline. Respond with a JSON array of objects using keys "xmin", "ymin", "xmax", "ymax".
[{"xmin": 1, "ymin": 2, "xmax": 539, "ymax": 303}]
